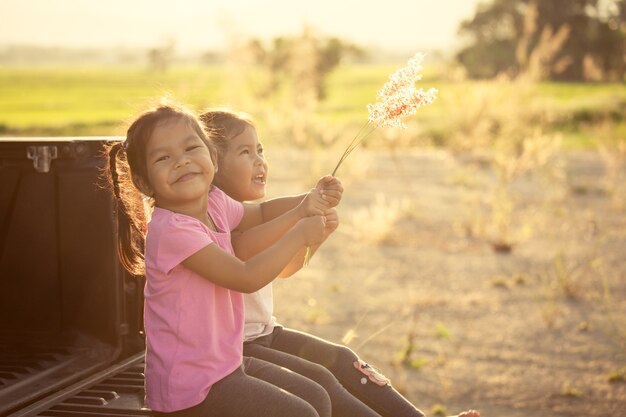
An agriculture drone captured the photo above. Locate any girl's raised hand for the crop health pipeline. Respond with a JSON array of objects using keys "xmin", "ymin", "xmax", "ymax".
[
  {"xmin": 315, "ymin": 175, "xmax": 343, "ymax": 208},
  {"xmin": 297, "ymin": 188, "xmax": 329, "ymax": 218},
  {"xmin": 296, "ymin": 215, "xmax": 326, "ymax": 246}
]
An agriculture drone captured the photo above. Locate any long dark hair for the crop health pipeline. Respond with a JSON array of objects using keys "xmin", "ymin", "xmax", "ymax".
[{"xmin": 104, "ymin": 104, "xmax": 212, "ymax": 275}]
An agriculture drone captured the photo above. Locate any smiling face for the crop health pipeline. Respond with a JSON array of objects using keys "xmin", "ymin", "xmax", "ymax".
[
  {"xmin": 142, "ymin": 117, "xmax": 216, "ymax": 212},
  {"xmin": 212, "ymin": 125, "xmax": 268, "ymax": 202}
]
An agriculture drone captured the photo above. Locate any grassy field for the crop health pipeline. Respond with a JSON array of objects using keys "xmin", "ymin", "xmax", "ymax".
[
  {"xmin": 0, "ymin": 66, "xmax": 227, "ymax": 135},
  {"xmin": 1, "ymin": 65, "xmax": 625, "ymax": 148}
]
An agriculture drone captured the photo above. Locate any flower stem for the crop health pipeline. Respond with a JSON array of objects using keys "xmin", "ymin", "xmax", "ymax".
[{"xmin": 331, "ymin": 121, "xmax": 374, "ymax": 176}]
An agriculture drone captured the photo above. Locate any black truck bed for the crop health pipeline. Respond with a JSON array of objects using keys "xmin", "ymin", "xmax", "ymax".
[
  {"xmin": 7, "ymin": 352, "xmax": 149, "ymax": 417},
  {"xmin": 0, "ymin": 138, "xmax": 146, "ymax": 416}
]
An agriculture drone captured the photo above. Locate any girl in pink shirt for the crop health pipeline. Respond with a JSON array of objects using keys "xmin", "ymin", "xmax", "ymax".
[{"xmin": 105, "ymin": 103, "xmax": 334, "ymax": 417}]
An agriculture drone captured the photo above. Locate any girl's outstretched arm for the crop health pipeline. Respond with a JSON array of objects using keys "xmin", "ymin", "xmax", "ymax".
[
  {"xmin": 256, "ymin": 193, "xmax": 307, "ymax": 221},
  {"xmin": 232, "ymin": 175, "xmax": 343, "ymax": 262},
  {"xmin": 248, "ymin": 175, "xmax": 343, "ymax": 224},
  {"xmin": 233, "ymin": 188, "xmax": 328, "ymax": 260},
  {"xmin": 182, "ymin": 216, "xmax": 325, "ymax": 293}
]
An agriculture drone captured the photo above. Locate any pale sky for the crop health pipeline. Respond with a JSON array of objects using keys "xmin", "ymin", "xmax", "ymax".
[{"xmin": 0, "ymin": 0, "xmax": 483, "ymax": 53}]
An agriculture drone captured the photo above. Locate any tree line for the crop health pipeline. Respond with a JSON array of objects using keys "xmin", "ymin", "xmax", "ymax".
[
  {"xmin": 234, "ymin": 0, "xmax": 624, "ymax": 91},
  {"xmin": 456, "ymin": 0, "xmax": 625, "ymax": 81}
]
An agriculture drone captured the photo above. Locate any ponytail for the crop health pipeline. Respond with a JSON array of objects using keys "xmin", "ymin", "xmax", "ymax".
[
  {"xmin": 109, "ymin": 142, "xmax": 123, "ymax": 199},
  {"xmin": 105, "ymin": 141, "xmax": 146, "ymax": 277}
]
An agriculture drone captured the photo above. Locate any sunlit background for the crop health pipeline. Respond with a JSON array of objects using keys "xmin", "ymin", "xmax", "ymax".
[
  {"xmin": 1, "ymin": 1, "xmax": 625, "ymax": 416},
  {"xmin": 1, "ymin": 0, "xmax": 479, "ymax": 53}
]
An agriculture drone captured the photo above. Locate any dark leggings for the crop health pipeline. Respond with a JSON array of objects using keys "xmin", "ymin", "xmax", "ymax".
[
  {"xmin": 244, "ymin": 327, "xmax": 425, "ymax": 417},
  {"xmin": 153, "ymin": 356, "xmax": 331, "ymax": 417}
]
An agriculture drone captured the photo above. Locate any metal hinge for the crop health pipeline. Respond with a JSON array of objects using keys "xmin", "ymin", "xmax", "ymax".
[{"xmin": 27, "ymin": 145, "xmax": 58, "ymax": 173}]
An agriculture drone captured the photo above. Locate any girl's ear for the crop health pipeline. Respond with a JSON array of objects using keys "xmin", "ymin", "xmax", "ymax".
[
  {"xmin": 210, "ymin": 148, "xmax": 218, "ymax": 173},
  {"xmin": 133, "ymin": 175, "xmax": 153, "ymax": 197}
]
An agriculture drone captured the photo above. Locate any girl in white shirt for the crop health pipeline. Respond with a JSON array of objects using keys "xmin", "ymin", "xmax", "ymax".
[{"xmin": 200, "ymin": 109, "xmax": 480, "ymax": 417}]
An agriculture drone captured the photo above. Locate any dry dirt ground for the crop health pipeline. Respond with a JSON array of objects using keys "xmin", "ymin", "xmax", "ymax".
[{"xmin": 263, "ymin": 147, "xmax": 626, "ymax": 417}]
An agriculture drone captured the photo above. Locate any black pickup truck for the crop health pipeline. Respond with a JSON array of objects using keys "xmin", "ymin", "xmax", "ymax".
[{"xmin": 1, "ymin": 138, "xmax": 150, "ymax": 416}]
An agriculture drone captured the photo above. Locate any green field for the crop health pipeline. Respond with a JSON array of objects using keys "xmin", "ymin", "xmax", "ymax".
[
  {"xmin": 0, "ymin": 66, "xmax": 228, "ymax": 136},
  {"xmin": 1, "ymin": 65, "xmax": 624, "ymax": 147}
]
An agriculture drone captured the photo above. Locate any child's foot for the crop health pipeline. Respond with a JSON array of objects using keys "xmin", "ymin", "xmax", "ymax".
[{"xmin": 450, "ymin": 410, "xmax": 480, "ymax": 417}]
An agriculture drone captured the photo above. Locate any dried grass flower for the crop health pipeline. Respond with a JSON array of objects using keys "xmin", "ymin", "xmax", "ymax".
[
  {"xmin": 306, "ymin": 53, "xmax": 437, "ymax": 266},
  {"xmin": 331, "ymin": 52, "xmax": 437, "ymax": 176}
]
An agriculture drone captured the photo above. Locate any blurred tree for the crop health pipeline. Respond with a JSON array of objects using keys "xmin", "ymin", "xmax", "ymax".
[
  {"xmin": 233, "ymin": 27, "xmax": 365, "ymax": 146},
  {"xmin": 245, "ymin": 28, "xmax": 365, "ymax": 100},
  {"xmin": 456, "ymin": 0, "xmax": 625, "ymax": 81}
]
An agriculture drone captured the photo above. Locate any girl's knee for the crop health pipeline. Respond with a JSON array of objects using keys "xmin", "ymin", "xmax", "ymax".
[
  {"xmin": 334, "ymin": 344, "xmax": 358, "ymax": 362},
  {"xmin": 302, "ymin": 380, "xmax": 331, "ymax": 417},
  {"xmin": 302, "ymin": 361, "xmax": 340, "ymax": 387},
  {"xmin": 322, "ymin": 344, "xmax": 358, "ymax": 371}
]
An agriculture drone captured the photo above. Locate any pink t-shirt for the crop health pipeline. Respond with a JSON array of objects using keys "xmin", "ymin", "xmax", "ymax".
[{"xmin": 143, "ymin": 187, "xmax": 244, "ymax": 412}]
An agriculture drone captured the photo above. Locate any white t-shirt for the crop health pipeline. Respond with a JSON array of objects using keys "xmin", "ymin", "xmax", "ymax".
[{"xmin": 243, "ymin": 283, "xmax": 280, "ymax": 341}]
